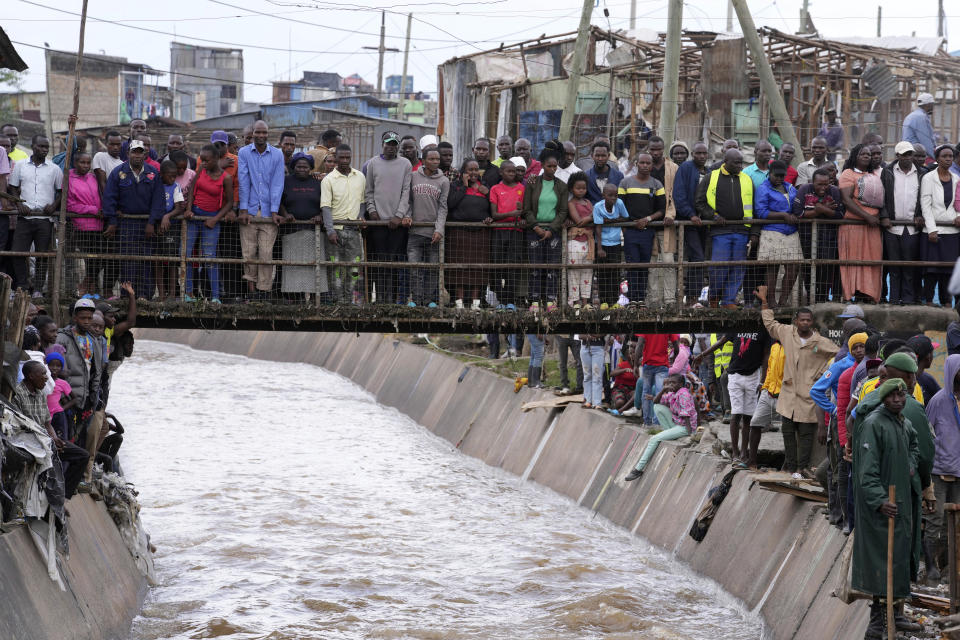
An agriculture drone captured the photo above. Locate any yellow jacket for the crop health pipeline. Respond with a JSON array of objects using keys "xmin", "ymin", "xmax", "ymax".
[{"xmin": 762, "ymin": 342, "xmax": 785, "ymax": 395}]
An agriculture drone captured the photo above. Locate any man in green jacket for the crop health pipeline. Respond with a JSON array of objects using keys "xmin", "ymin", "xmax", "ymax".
[{"xmin": 852, "ymin": 377, "xmax": 920, "ymax": 639}]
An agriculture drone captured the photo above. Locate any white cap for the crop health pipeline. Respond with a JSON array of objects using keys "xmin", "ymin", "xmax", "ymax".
[
  {"xmin": 419, "ymin": 134, "xmax": 438, "ymax": 149},
  {"xmin": 917, "ymin": 93, "xmax": 936, "ymax": 106},
  {"xmin": 894, "ymin": 141, "xmax": 915, "ymax": 155},
  {"xmin": 128, "ymin": 139, "xmax": 146, "ymax": 151},
  {"xmin": 509, "ymin": 155, "xmax": 526, "ymax": 168}
]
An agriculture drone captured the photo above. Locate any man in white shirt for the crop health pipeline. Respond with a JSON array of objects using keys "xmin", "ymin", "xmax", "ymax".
[
  {"xmin": 879, "ymin": 141, "xmax": 923, "ymax": 304},
  {"xmin": 8, "ymin": 134, "xmax": 62, "ymax": 296},
  {"xmin": 92, "ymin": 130, "xmax": 124, "ymax": 192},
  {"xmin": 795, "ymin": 136, "xmax": 835, "ymax": 186}
]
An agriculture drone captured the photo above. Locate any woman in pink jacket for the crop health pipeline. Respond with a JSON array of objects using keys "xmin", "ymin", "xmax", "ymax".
[{"xmin": 66, "ymin": 151, "xmax": 103, "ymax": 295}]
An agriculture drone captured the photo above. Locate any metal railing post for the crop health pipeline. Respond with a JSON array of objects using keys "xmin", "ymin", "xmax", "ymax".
[
  {"xmin": 438, "ymin": 231, "xmax": 445, "ymax": 306},
  {"xmin": 948, "ymin": 503, "xmax": 960, "ymax": 613},
  {"xmin": 676, "ymin": 222, "xmax": 685, "ymax": 308},
  {"xmin": 810, "ymin": 220, "xmax": 818, "ymax": 305},
  {"xmin": 315, "ymin": 221, "xmax": 324, "ymax": 310},
  {"xmin": 560, "ymin": 225, "xmax": 568, "ymax": 311},
  {"xmin": 178, "ymin": 215, "xmax": 188, "ymax": 299}
]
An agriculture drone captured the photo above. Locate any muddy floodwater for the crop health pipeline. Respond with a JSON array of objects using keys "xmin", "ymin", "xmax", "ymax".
[{"xmin": 111, "ymin": 340, "xmax": 765, "ymax": 640}]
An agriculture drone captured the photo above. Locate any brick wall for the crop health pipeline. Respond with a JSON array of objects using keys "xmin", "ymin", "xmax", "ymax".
[{"xmin": 47, "ymin": 71, "xmax": 118, "ymax": 132}]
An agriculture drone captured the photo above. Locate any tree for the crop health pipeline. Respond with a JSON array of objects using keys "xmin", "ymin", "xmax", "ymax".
[{"xmin": 0, "ymin": 69, "xmax": 27, "ymax": 123}]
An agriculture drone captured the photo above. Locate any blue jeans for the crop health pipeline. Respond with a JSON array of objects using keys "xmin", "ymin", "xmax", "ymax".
[
  {"xmin": 526, "ymin": 334, "xmax": 545, "ymax": 367},
  {"xmin": 526, "ymin": 231, "xmax": 561, "ymax": 301},
  {"xmin": 636, "ymin": 364, "xmax": 668, "ymax": 425},
  {"xmin": 580, "ymin": 344, "xmax": 605, "ymax": 405},
  {"xmin": 710, "ymin": 232, "xmax": 748, "ymax": 305},
  {"xmin": 185, "ymin": 207, "xmax": 222, "ymax": 298},
  {"xmin": 623, "ymin": 227, "xmax": 655, "ymax": 303}
]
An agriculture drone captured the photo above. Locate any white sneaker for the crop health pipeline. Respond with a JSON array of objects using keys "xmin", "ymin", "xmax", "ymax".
[
  {"xmin": 508, "ymin": 347, "xmax": 518, "ymax": 359},
  {"xmin": 471, "ymin": 299, "xmax": 481, "ymax": 310},
  {"xmin": 455, "ymin": 299, "xmax": 464, "ymax": 309},
  {"xmin": 621, "ymin": 407, "xmax": 641, "ymax": 417}
]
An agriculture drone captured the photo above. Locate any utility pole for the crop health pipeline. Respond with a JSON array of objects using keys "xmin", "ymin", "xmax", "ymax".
[
  {"xmin": 659, "ymin": 0, "xmax": 682, "ymax": 147},
  {"xmin": 731, "ymin": 0, "xmax": 805, "ymax": 163},
  {"xmin": 726, "ymin": 0, "xmax": 734, "ymax": 32},
  {"xmin": 362, "ymin": 11, "xmax": 399, "ymax": 94},
  {"xmin": 51, "ymin": 0, "xmax": 89, "ymax": 325},
  {"xmin": 559, "ymin": 0, "xmax": 594, "ymax": 142},
  {"xmin": 938, "ymin": 0, "xmax": 945, "ymax": 38},
  {"xmin": 877, "ymin": 6, "xmax": 882, "ymax": 37},
  {"xmin": 630, "ymin": 0, "xmax": 636, "ymax": 30},
  {"xmin": 799, "ymin": 0, "xmax": 811, "ymax": 32},
  {"xmin": 396, "ymin": 13, "xmax": 412, "ymax": 122}
]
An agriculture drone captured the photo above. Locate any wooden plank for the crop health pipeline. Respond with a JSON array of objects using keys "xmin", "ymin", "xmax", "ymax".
[
  {"xmin": 521, "ymin": 395, "xmax": 586, "ymax": 411},
  {"xmin": 746, "ymin": 470, "xmax": 821, "ymax": 486},
  {"xmin": 757, "ymin": 483, "xmax": 828, "ymax": 502}
]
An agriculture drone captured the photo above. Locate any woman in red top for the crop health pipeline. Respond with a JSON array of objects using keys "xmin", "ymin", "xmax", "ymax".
[{"xmin": 184, "ymin": 144, "xmax": 233, "ymax": 303}]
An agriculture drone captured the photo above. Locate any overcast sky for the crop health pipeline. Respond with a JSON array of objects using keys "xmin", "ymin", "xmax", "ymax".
[{"xmin": 3, "ymin": 0, "xmax": 957, "ymax": 105}]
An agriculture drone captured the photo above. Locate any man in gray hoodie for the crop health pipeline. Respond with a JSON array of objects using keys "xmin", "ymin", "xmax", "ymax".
[
  {"xmin": 404, "ymin": 147, "xmax": 448, "ymax": 306},
  {"xmin": 365, "ymin": 131, "xmax": 412, "ymax": 303}
]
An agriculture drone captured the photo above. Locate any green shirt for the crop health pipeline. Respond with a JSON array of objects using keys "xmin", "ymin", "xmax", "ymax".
[{"xmin": 536, "ymin": 180, "xmax": 558, "ymax": 223}]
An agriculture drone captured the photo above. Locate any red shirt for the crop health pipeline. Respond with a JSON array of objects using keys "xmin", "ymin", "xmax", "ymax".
[
  {"xmin": 613, "ymin": 359, "xmax": 637, "ymax": 388},
  {"xmin": 639, "ymin": 333, "xmax": 679, "ymax": 367},
  {"xmin": 785, "ymin": 165, "xmax": 798, "ymax": 185},
  {"xmin": 490, "ymin": 181, "xmax": 525, "ymax": 230},
  {"xmin": 524, "ymin": 160, "xmax": 542, "ymax": 180},
  {"xmin": 836, "ymin": 363, "xmax": 857, "ymax": 447},
  {"xmin": 146, "ymin": 157, "xmax": 161, "ymax": 171}
]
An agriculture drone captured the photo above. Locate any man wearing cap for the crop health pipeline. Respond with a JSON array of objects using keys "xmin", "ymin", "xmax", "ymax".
[
  {"xmin": 903, "ymin": 94, "xmax": 938, "ymax": 158},
  {"xmin": 851, "ymin": 376, "xmax": 920, "ymax": 638},
  {"xmin": 102, "ymin": 139, "xmax": 164, "ymax": 296},
  {"xmin": 8, "ymin": 134, "xmax": 62, "ymax": 296},
  {"xmin": 818, "ymin": 108, "xmax": 844, "ymax": 161},
  {"xmin": 811, "ymin": 331, "xmax": 865, "ymax": 526},
  {"xmin": 56, "ymin": 298, "xmax": 105, "ymax": 485},
  {"xmin": 237, "ymin": 120, "xmax": 285, "ymax": 300},
  {"xmin": 365, "ymin": 131, "xmax": 412, "ymax": 304},
  {"xmin": 307, "ymin": 129, "xmax": 341, "ymax": 178},
  {"xmin": 880, "ymin": 142, "xmax": 924, "ymax": 305},
  {"xmin": 759, "ymin": 285, "xmax": 840, "ymax": 477}
]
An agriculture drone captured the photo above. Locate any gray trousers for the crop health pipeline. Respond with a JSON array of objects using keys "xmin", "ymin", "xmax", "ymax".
[
  {"xmin": 327, "ymin": 228, "xmax": 363, "ymax": 303},
  {"xmin": 555, "ymin": 335, "xmax": 583, "ymax": 390},
  {"xmin": 931, "ymin": 477, "xmax": 960, "ymax": 549}
]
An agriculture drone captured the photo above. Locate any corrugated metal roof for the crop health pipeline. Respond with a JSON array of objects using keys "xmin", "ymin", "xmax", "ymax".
[{"xmin": 830, "ymin": 36, "xmax": 946, "ymax": 57}]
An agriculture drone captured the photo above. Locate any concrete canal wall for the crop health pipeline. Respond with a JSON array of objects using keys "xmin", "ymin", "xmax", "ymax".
[
  {"xmin": 141, "ymin": 329, "xmax": 869, "ymax": 639},
  {"xmin": 0, "ymin": 494, "xmax": 150, "ymax": 640}
]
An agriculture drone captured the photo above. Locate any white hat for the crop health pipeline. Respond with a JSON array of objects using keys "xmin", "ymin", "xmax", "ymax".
[
  {"xmin": 917, "ymin": 93, "xmax": 936, "ymax": 106},
  {"xmin": 894, "ymin": 141, "xmax": 915, "ymax": 155},
  {"xmin": 128, "ymin": 139, "xmax": 146, "ymax": 151},
  {"xmin": 508, "ymin": 155, "xmax": 526, "ymax": 168},
  {"xmin": 419, "ymin": 134, "xmax": 438, "ymax": 149}
]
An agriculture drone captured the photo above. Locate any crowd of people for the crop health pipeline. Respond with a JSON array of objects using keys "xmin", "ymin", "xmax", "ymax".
[
  {"xmin": 511, "ymin": 288, "xmax": 960, "ymax": 638},
  {"xmin": 1, "ymin": 91, "xmax": 958, "ymax": 309},
  {"xmin": 1, "ymin": 288, "xmax": 136, "ymax": 530}
]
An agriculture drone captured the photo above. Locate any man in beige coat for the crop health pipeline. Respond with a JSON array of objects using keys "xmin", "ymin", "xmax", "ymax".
[{"xmin": 759, "ymin": 284, "xmax": 839, "ymax": 478}]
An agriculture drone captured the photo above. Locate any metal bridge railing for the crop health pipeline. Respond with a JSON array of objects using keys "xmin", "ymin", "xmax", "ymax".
[{"xmin": 0, "ymin": 213, "xmax": 951, "ymax": 314}]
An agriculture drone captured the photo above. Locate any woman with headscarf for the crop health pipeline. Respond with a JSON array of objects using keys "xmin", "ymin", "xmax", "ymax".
[
  {"xmin": 838, "ymin": 143, "xmax": 884, "ymax": 302},
  {"xmin": 279, "ymin": 152, "xmax": 326, "ymax": 301},
  {"xmin": 920, "ymin": 144, "xmax": 960, "ymax": 306},
  {"xmin": 669, "ymin": 141, "xmax": 689, "ymax": 166}
]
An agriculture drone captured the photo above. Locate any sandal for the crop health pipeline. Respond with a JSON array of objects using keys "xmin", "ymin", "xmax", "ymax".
[{"xmin": 732, "ymin": 461, "xmax": 749, "ymax": 470}]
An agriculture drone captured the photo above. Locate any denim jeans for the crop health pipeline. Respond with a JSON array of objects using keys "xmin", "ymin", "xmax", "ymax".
[
  {"xmin": 633, "ymin": 404, "xmax": 689, "ymax": 471},
  {"xmin": 709, "ymin": 232, "xmax": 748, "ymax": 305},
  {"xmin": 527, "ymin": 334, "xmax": 545, "ymax": 367},
  {"xmin": 623, "ymin": 227, "xmax": 655, "ymax": 303},
  {"xmin": 406, "ymin": 234, "xmax": 439, "ymax": 304},
  {"xmin": 636, "ymin": 364, "xmax": 668, "ymax": 425},
  {"xmin": 185, "ymin": 207, "xmax": 222, "ymax": 298},
  {"xmin": 526, "ymin": 231, "xmax": 561, "ymax": 301},
  {"xmin": 119, "ymin": 218, "xmax": 153, "ymax": 295},
  {"xmin": 580, "ymin": 344, "xmax": 605, "ymax": 405}
]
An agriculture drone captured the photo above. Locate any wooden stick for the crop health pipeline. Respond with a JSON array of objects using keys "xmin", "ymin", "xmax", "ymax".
[{"xmin": 888, "ymin": 484, "xmax": 896, "ymax": 640}]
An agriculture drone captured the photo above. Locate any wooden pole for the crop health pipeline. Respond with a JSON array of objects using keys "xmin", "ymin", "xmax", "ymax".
[
  {"xmin": 887, "ymin": 484, "xmax": 895, "ymax": 640},
  {"xmin": 731, "ymin": 0, "xmax": 805, "ymax": 163},
  {"xmin": 558, "ymin": 0, "xmax": 594, "ymax": 142},
  {"xmin": 659, "ymin": 0, "xmax": 682, "ymax": 147},
  {"xmin": 50, "ymin": 0, "xmax": 89, "ymax": 326}
]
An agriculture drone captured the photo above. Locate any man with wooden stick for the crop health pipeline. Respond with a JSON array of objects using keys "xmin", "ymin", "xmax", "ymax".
[{"xmin": 852, "ymin": 377, "xmax": 921, "ymax": 639}]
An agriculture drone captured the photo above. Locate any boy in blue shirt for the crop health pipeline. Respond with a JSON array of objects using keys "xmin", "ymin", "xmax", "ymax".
[{"xmin": 592, "ymin": 182, "xmax": 628, "ymax": 307}]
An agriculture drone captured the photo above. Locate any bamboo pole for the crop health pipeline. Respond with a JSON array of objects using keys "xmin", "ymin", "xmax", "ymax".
[{"xmin": 50, "ymin": 0, "xmax": 90, "ymax": 326}]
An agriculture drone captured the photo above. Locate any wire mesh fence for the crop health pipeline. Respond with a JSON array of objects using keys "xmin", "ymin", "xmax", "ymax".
[{"xmin": 1, "ymin": 213, "xmax": 956, "ymax": 312}]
